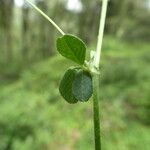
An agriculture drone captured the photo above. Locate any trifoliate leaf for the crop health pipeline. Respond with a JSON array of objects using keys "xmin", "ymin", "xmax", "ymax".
[
  {"xmin": 56, "ymin": 34, "xmax": 86, "ymax": 65},
  {"xmin": 72, "ymin": 70, "xmax": 93, "ymax": 102},
  {"xmin": 59, "ymin": 68, "xmax": 78, "ymax": 104}
]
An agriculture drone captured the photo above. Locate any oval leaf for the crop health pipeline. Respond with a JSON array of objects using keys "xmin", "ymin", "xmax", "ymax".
[
  {"xmin": 57, "ymin": 34, "xmax": 86, "ymax": 65},
  {"xmin": 59, "ymin": 68, "xmax": 78, "ymax": 104},
  {"xmin": 72, "ymin": 70, "xmax": 93, "ymax": 102}
]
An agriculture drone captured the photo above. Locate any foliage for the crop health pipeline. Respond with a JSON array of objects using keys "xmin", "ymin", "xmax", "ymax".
[
  {"xmin": 0, "ymin": 0, "xmax": 149, "ymax": 149},
  {"xmin": 59, "ymin": 68, "xmax": 78, "ymax": 104},
  {"xmin": 72, "ymin": 69, "xmax": 93, "ymax": 102},
  {"xmin": 57, "ymin": 35, "xmax": 86, "ymax": 65},
  {"xmin": 0, "ymin": 37, "xmax": 149, "ymax": 150},
  {"xmin": 56, "ymin": 34, "xmax": 94, "ymax": 103}
]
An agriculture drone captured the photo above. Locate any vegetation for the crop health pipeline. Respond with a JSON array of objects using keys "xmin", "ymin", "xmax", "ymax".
[
  {"xmin": 0, "ymin": 37, "xmax": 149, "ymax": 150},
  {"xmin": 0, "ymin": 0, "xmax": 149, "ymax": 150}
]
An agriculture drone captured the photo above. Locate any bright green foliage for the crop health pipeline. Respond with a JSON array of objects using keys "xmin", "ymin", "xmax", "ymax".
[
  {"xmin": 57, "ymin": 34, "xmax": 86, "ymax": 65},
  {"xmin": 59, "ymin": 68, "xmax": 78, "ymax": 104},
  {"xmin": 73, "ymin": 70, "xmax": 93, "ymax": 102}
]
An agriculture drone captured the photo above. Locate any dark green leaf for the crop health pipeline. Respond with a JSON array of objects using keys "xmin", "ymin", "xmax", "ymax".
[
  {"xmin": 56, "ymin": 34, "xmax": 86, "ymax": 65},
  {"xmin": 59, "ymin": 68, "xmax": 78, "ymax": 104},
  {"xmin": 72, "ymin": 70, "xmax": 93, "ymax": 102}
]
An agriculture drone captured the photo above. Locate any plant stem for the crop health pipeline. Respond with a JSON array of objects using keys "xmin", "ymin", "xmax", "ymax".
[
  {"xmin": 93, "ymin": 74, "xmax": 101, "ymax": 150},
  {"xmin": 94, "ymin": 0, "xmax": 108, "ymax": 68},
  {"xmin": 93, "ymin": 0, "xmax": 108, "ymax": 150},
  {"xmin": 26, "ymin": 0, "xmax": 65, "ymax": 35}
]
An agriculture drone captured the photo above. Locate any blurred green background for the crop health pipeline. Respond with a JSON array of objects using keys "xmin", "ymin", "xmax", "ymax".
[{"xmin": 0, "ymin": 0, "xmax": 150, "ymax": 150}]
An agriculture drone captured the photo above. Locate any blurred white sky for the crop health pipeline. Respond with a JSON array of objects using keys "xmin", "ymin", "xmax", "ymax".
[
  {"xmin": 66, "ymin": 0, "xmax": 82, "ymax": 12},
  {"xmin": 14, "ymin": 0, "xmax": 24, "ymax": 7}
]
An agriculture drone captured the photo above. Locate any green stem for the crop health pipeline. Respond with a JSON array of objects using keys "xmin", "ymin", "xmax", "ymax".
[
  {"xmin": 94, "ymin": 0, "xmax": 108, "ymax": 68},
  {"xmin": 26, "ymin": 0, "xmax": 65, "ymax": 35},
  {"xmin": 93, "ymin": 0, "xmax": 108, "ymax": 150},
  {"xmin": 93, "ymin": 74, "xmax": 101, "ymax": 150}
]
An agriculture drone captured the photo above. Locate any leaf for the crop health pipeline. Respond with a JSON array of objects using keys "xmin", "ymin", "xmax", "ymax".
[
  {"xmin": 72, "ymin": 70, "xmax": 93, "ymax": 102},
  {"xmin": 59, "ymin": 68, "xmax": 78, "ymax": 104},
  {"xmin": 56, "ymin": 34, "xmax": 86, "ymax": 65}
]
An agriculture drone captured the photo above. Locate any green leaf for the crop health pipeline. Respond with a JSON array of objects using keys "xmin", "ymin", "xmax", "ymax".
[
  {"xmin": 56, "ymin": 34, "xmax": 86, "ymax": 65},
  {"xmin": 59, "ymin": 68, "xmax": 78, "ymax": 104},
  {"xmin": 72, "ymin": 70, "xmax": 93, "ymax": 102}
]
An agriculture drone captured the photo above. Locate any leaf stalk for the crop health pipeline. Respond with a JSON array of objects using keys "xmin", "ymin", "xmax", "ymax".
[{"xmin": 26, "ymin": 0, "xmax": 65, "ymax": 35}]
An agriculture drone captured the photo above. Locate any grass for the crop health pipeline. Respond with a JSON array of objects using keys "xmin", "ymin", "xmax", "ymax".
[{"xmin": 0, "ymin": 37, "xmax": 149, "ymax": 150}]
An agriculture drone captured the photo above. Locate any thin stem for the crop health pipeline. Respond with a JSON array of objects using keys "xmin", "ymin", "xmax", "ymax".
[
  {"xmin": 26, "ymin": 0, "xmax": 65, "ymax": 35},
  {"xmin": 93, "ymin": 0, "xmax": 108, "ymax": 150},
  {"xmin": 94, "ymin": 0, "xmax": 108, "ymax": 68},
  {"xmin": 93, "ymin": 75, "xmax": 101, "ymax": 150}
]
